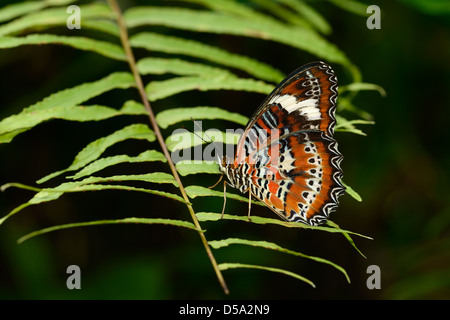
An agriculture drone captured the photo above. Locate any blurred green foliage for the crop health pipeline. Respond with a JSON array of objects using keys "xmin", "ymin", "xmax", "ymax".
[{"xmin": 0, "ymin": 0, "xmax": 449, "ymax": 299}]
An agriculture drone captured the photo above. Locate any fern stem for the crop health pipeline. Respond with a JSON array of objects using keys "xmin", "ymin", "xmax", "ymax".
[{"xmin": 107, "ymin": 0, "xmax": 229, "ymax": 295}]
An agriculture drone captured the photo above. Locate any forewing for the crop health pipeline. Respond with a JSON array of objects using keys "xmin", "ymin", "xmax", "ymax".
[
  {"xmin": 235, "ymin": 61, "xmax": 338, "ymax": 165},
  {"xmin": 233, "ymin": 61, "xmax": 344, "ymax": 226}
]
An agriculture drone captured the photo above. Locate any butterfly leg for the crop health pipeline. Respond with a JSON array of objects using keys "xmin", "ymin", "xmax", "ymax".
[{"xmin": 208, "ymin": 174, "xmax": 223, "ymax": 189}]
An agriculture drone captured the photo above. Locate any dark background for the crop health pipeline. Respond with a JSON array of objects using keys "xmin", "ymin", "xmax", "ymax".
[{"xmin": 0, "ymin": 0, "xmax": 449, "ymax": 299}]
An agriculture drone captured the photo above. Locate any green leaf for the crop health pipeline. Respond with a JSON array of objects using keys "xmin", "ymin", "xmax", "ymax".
[
  {"xmin": 166, "ymin": 131, "xmax": 241, "ymax": 151},
  {"xmin": 341, "ymin": 181, "xmax": 362, "ymax": 202},
  {"xmin": 31, "ymin": 173, "xmax": 181, "ymax": 206},
  {"xmin": 30, "ymin": 183, "xmax": 185, "ymax": 205},
  {"xmin": 82, "ymin": 19, "xmax": 120, "ymax": 37},
  {"xmin": 186, "ymin": 186, "xmax": 264, "ymax": 206},
  {"xmin": 176, "ymin": 161, "xmax": 220, "ymax": 176},
  {"xmin": 17, "ymin": 217, "xmax": 201, "ymax": 244},
  {"xmin": 340, "ymin": 82, "xmax": 386, "ymax": 97},
  {"xmin": 1, "ymin": 100, "xmax": 146, "ymax": 141},
  {"xmin": 337, "ymin": 96, "xmax": 374, "ymax": 120},
  {"xmin": 125, "ymin": 7, "xmax": 355, "ymax": 73},
  {"xmin": 75, "ymin": 172, "xmax": 179, "ymax": 187},
  {"xmin": 197, "ymin": 212, "xmax": 372, "ymax": 239},
  {"xmin": 146, "ymin": 75, "xmax": 273, "ymax": 102},
  {"xmin": 0, "ymin": 0, "xmax": 75, "ymax": 23},
  {"xmin": 0, "ymin": 72, "xmax": 136, "ymax": 143},
  {"xmin": 0, "ymin": 3, "xmax": 113, "ymax": 36},
  {"xmin": 335, "ymin": 114, "xmax": 375, "ymax": 136},
  {"xmin": 69, "ymin": 150, "xmax": 166, "ymax": 180},
  {"xmin": 173, "ymin": 0, "xmax": 277, "ymax": 22},
  {"xmin": 218, "ymin": 262, "xmax": 315, "ymax": 287},
  {"xmin": 0, "ymin": 182, "xmax": 187, "ymax": 226},
  {"xmin": 209, "ymin": 237, "xmax": 350, "ymax": 282},
  {"xmin": 156, "ymin": 106, "xmax": 248, "ymax": 129},
  {"xmin": 0, "ymin": 34, "xmax": 126, "ymax": 61},
  {"xmin": 249, "ymin": 0, "xmax": 312, "ymax": 28},
  {"xmin": 37, "ymin": 124, "xmax": 155, "ymax": 184},
  {"xmin": 327, "ymin": 0, "xmax": 368, "ymax": 16},
  {"xmin": 0, "ymin": 203, "xmax": 33, "ymax": 226},
  {"xmin": 277, "ymin": 0, "xmax": 332, "ymax": 35},
  {"xmin": 137, "ymin": 57, "xmax": 233, "ymax": 77},
  {"xmin": 200, "ymin": 212, "xmax": 371, "ymax": 258},
  {"xmin": 129, "ymin": 32, "xmax": 284, "ymax": 83},
  {"xmin": 326, "ymin": 220, "xmax": 367, "ymax": 258}
]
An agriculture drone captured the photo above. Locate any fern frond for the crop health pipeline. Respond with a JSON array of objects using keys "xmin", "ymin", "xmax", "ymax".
[
  {"xmin": 0, "ymin": 34, "xmax": 126, "ymax": 60},
  {"xmin": 218, "ymin": 263, "xmax": 316, "ymax": 287},
  {"xmin": 0, "ymin": 2, "xmax": 112, "ymax": 36},
  {"xmin": 166, "ymin": 131, "xmax": 240, "ymax": 152},
  {"xmin": 156, "ymin": 107, "xmax": 248, "ymax": 129},
  {"xmin": 146, "ymin": 75, "xmax": 273, "ymax": 102},
  {"xmin": 125, "ymin": 7, "xmax": 355, "ymax": 75},
  {"xmin": 0, "ymin": 0, "xmax": 378, "ymax": 296},
  {"xmin": 130, "ymin": 32, "xmax": 284, "ymax": 83},
  {"xmin": 209, "ymin": 237, "xmax": 350, "ymax": 282},
  {"xmin": 0, "ymin": 0, "xmax": 74, "ymax": 24},
  {"xmin": 68, "ymin": 150, "xmax": 166, "ymax": 180},
  {"xmin": 17, "ymin": 217, "xmax": 202, "ymax": 244},
  {"xmin": 37, "ymin": 124, "xmax": 155, "ymax": 184},
  {"xmin": 0, "ymin": 72, "xmax": 136, "ymax": 143}
]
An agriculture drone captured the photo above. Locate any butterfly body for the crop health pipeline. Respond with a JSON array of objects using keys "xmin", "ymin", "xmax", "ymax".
[{"xmin": 219, "ymin": 61, "xmax": 345, "ymax": 226}]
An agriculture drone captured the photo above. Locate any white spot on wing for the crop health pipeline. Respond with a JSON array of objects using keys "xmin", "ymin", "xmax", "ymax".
[{"xmin": 270, "ymin": 94, "xmax": 322, "ymax": 120}]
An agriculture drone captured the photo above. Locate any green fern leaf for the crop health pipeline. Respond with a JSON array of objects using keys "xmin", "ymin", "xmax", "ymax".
[
  {"xmin": 125, "ymin": 7, "xmax": 354, "ymax": 72},
  {"xmin": 0, "ymin": 2, "xmax": 113, "ymax": 36},
  {"xmin": 209, "ymin": 237, "xmax": 350, "ymax": 282},
  {"xmin": 17, "ymin": 217, "xmax": 201, "ymax": 244},
  {"xmin": 327, "ymin": 0, "xmax": 369, "ymax": 16},
  {"xmin": 341, "ymin": 181, "xmax": 362, "ymax": 202},
  {"xmin": 75, "ymin": 172, "xmax": 179, "ymax": 187},
  {"xmin": 69, "ymin": 150, "xmax": 166, "ymax": 180},
  {"xmin": 340, "ymin": 82, "xmax": 386, "ymax": 97},
  {"xmin": 0, "ymin": 0, "xmax": 379, "ymax": 295},
  {"xmin": 218, "ymin": 263, "xmax": 315, "ymax": 287},
  {"xmin": 175, "ymin": 161, "xmax": 220, "ymax": 176},
  {"xmin": 137, "ymin": 57, "xmax": 233, "ymax": 77},
  {"xmin": 146, "ymin": 75, "xmax": 273, "ymax": 102},
  {"xmin": 0, "ymin": 181, "xmax": 187, "ymax": 226},
  {"xmin": 277, "ymin": 0, "xmax": 332, "ymax": 35},
  {"xmin": 0, "ymin": 72, "xmax": 136, "ymax": 143},
  {"xmin": 130, "ymin": 32, "xmax": 284, "ymax": 83},
  {"xmin": 0, "ymin": 34, "xmax": 126, "ymax": 61},
  {"xmin": 174, "ymin": 0, "xmax": 276, "ymax": 22},
  {"xmin": 335, "ymin": 114, "xmax": 375, "ymax": 136},
  {"xmin": 37, "ymin": 124, "xmax": 155, "ymax": 184},
  {"xmin": 166, "ymin": 131, "xmax": 240, "ymax": 152},
  {"xmin": 29, "ymin": 183, "xmax": 185, "ymax": 205},
  {"xmin": 186, "ymin": 186, "xmax": 264, "ymax": 206},
  {"xmin": 197, "ymin": 212, "xmax": 370, "ymax": 236},
  {"xmin": 0, "ymin": 0, "xmax": 74, "ymax": 23},
  {"xmin": 156, "ymin": 106, "xmax": 248, "ymax": 129}
]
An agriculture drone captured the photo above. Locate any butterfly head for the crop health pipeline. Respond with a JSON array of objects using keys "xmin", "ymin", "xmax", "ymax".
[{"xmin": 218, "ymin": 156, "xmax": 237, "ymax": 188}]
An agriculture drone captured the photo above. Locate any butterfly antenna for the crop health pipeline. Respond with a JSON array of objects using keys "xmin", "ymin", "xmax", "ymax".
[{"xmin": 191, "ymin": 118, "xmax": 213, "ymax": 143}]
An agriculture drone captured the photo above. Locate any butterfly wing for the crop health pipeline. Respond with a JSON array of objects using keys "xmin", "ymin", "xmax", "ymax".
[{"xmin": 234, "ymin": 61, "xmax": 345, "ymax": 226}]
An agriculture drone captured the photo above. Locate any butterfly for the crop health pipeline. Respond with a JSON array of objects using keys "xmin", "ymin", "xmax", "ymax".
[{"xmin": 217, "ymin": 61, "xmax": 345, "ymax": 226}]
